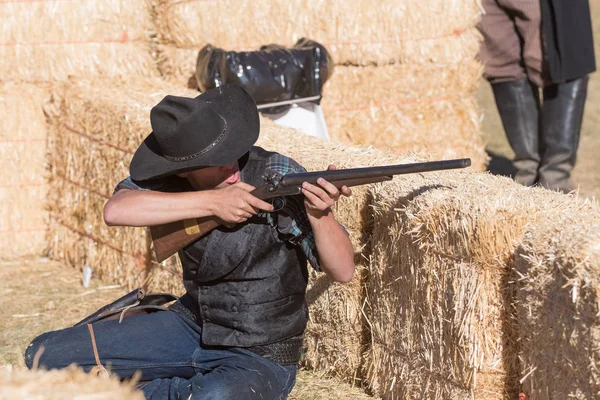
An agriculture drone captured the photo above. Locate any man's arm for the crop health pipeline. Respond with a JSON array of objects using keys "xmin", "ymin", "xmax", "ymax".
[
  {"xmin": 104, "ymin": 182, "xmax": 274, "ymax": 227},
  {"xmin": 301, "ymin": 166, "xmax": 355, "ymax": 283}
]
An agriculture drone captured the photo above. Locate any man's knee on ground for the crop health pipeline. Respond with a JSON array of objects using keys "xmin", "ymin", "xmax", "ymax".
[{"xmin": 24, "ymin": 332, "xmax": 49, "ymax": 369}]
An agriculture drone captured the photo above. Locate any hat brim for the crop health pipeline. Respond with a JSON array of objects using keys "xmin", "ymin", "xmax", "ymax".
[{"xmin": 129, "ymin": 84, "xmax": 259, "ymax": 181}]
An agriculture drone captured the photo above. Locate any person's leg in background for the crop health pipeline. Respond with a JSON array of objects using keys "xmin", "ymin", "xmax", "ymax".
[
  {"xmin": 537, "ymin": 77, "xmax": 589, "ymax": 193},
  {"xmin": 478, "ymin": 0, "xmax": 544, "ymax": 186}
]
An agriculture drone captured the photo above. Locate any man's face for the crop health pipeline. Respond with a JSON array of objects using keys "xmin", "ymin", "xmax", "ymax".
[{"xmin": 178, "ymin": 161, "xmax": 240, "ymax": 190}]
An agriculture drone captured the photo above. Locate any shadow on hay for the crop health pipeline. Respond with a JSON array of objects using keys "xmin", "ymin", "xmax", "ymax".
[{"xmin": 514, "ymin": 248, "xmax": 600, "ymax": 398}]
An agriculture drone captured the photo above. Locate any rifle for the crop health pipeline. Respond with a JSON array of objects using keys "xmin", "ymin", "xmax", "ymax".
[{"xmin": 150, "ymin": 158, "xmax": 471, "ymax": 262}]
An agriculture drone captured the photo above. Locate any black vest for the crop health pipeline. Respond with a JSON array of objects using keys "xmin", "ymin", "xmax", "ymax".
[{"xmin": 179, "ymin": 147, "xmax": 310, "ymax": 347}]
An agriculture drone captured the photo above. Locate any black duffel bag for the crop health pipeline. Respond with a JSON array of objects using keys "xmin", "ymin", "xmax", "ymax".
[{"xmin": 194, "ymin": 38, "xmax": 334, "ymax": 113}]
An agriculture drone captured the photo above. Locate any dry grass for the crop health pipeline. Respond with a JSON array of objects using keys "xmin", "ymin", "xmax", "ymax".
[{"xmin": 0, "ymin": 258, "xmax": 126, "ymax": 367}]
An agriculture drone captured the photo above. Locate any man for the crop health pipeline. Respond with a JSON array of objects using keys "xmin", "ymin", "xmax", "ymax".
[
  {"xmin": 478, "ymin": 0, "xmax": 595, "ymax": 192},
  {"xmin": 24, "ymin": 84, "xmax": 355, "ymax": 399}
]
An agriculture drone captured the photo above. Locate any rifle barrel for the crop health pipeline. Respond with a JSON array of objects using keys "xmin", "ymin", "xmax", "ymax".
[{"xmin": 280, "ymin": 158, "xmax": 471, "ymax": 187}]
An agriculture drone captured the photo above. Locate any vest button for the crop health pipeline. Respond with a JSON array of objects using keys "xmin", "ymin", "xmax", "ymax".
[
  {"xmin": 202, "ymin": 305, "xmax": 208, "ymax": 311},
  {"xmin": 231, "ymin": 306, "xmax": 238, "ymax": 312}
]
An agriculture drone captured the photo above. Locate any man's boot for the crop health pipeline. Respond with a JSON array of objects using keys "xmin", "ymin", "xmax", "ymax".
[
  {"xmin": 491, "ymin": 79, "xmax": 541, "ymax": 186},
  {"xmin": 538, "ymin": 76, "xmax": 589, "ymax": 193}
]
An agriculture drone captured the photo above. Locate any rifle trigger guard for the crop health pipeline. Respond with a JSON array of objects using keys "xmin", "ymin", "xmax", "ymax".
[{"xmin": 271, "ymin": 197, "xmax": 286, "ymax": 212}]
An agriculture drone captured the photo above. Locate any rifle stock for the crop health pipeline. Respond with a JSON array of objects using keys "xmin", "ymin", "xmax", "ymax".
[{"xmin": 150, "ymin": 158, "xmax": 471, "ymax": 262}]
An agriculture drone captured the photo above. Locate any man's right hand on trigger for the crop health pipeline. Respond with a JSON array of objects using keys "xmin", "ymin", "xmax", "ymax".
[{"xmin": 209, "ymin": 182, "xmax": 274, "ymax": 226}]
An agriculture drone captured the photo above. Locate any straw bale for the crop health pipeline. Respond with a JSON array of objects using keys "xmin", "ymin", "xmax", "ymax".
[
  {"xmin": 145, "ymin": 254, "xmax": 186, "ymax": 294},
  {"xmin": 151, "ymin": 0, "xmax": 481, "ymax": 66},
  {"xmin": 290, "ymin": 368, "xmax": 379, "ymax": 400},
  {"xmin": 0, "ymin": 365, "xmax": 144, "ymax": 400},
  {"xmin": 0, "ymin": 82, "xmax": 49, "ymax": 258},
  {"xmin": 514, "ymin": 209, "xmax": 600, "ymax": 399},
  {"xmin": 364, "ymin": 172, "xmax": 575, "ymax": 399},
  {"xmin": 323, "ymin": 96, "xmax": 485, "ymax": 171},
  {"xmin": 319, "ymin": 62, "xmax": 486, "ymax": 171},
  {"xmin": 0, "ymin": 0, "xmax": 157, "ymax": 81},
  {"xmin": 0, "ymin": 187, "xmax": 48, "ymax": 258},
  {"xmin": 154, "ymin": 45, "xmax": 198, "ymax": 83},
  {"xmin": 46, "ymin": 78, "xmax": 197, "ymax": 289}
]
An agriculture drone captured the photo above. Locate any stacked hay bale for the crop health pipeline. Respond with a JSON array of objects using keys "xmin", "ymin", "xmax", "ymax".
[
  {"xmin": 515, "ymin": 209, "xmax": 600, "ymax": 399},
  {"xmin": 1, "ymin": 0, "xmax": 159, "ymax": 259},
  {"xmin": 148, "ymin": 0, "xmax": 486, "ymax": 169},
  {"xmin": 46, "ymin": 78, "xmax": 196, "ymax": 290},
  {"xmin": 0, "ymin": 0, "xmax": 157, "ymax": 81},
  {"xmin": 0, "ymin": 366, "xmax": 144, "ymax": 399},
  {"xmin": 0, "ymin": 83, "xmax": 49, "ymax": 258},
  {"xmin": 364, "ymin": 174, "xmax": 598, "ymax": 399}
]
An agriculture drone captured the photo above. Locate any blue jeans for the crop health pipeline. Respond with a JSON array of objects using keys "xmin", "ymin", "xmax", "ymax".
[{"xmin": 24, "ymin": 310, "xmax": 297, "ymax": 399}]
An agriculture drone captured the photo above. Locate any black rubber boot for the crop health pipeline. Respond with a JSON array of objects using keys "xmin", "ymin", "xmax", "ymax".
[
  {"xmin": 538, "ymin": 76, "xmax": 589, "ymax": 193},
  {"xmin": 491, "ymin": 79, "xmax": 541, "ymax": 186}
]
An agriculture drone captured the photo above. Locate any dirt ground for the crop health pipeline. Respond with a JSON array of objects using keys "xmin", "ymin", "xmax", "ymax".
[{"xmin": 477, "ymin": 0, "xmax": 600, "ymax": 200}]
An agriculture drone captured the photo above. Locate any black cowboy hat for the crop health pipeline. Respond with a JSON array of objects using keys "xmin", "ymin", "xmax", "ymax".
[{"xmin": 129, "ymin": 84, "xmax": 259, "ymax": 181}]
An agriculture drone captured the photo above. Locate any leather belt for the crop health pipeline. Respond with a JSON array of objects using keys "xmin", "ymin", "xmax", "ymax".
[{"xmin": 246, "ymin": 335, "xmax": 304, "ymax": 365}]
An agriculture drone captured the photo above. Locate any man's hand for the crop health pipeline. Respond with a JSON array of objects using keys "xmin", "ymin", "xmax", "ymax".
[
  {"xmin": 209, "ymin": 182, "xmax": 274, "ymax": 226},
  {"xmin": 301, "ymin": 165, "xmax": 352, "ymax": 217}
]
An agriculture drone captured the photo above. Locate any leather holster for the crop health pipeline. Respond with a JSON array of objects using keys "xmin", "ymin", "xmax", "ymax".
[{"xmin": 74, "ymin": 288, "xmax": 179, "ymax": 327}]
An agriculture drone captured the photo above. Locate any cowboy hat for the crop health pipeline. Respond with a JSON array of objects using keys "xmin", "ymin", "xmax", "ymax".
[{"xmin": 129, "ymin": 84, "xmax": 259, "ymax": 181}]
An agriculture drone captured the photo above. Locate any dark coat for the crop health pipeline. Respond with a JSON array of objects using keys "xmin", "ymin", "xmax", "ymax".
[{"xmin": 541, "ymin": 0, "xmax": 596, "ymax": 82}]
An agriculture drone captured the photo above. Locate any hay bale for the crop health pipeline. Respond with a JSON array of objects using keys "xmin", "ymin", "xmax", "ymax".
[
  {"xmin": 150, "ymin": 0, "xmax": 481, "ymax": 66},
  {"xmin": 0, "ymin": 365, "xmax": 144, "ymax": 399},
  {"xmin": 0, "ymin": 82, "xmax": 49, "ymax": 259},
  {"xmin": 291, "ymin": 368, "xmax": 379, "ymax": 399},
  {"xmin": 364, "ymin": 172, "xmax": 577, "ymax": 399},
  {"xmin": 0, "ymin": 0, "xmax": 157, "ymax": 81},
  {"xmin": 322, "ymin": 62, "xmax": 486, "ymax": 170},
  {"xmin": 154, "ymin": 45, "xmax": 198, "ymax": 83},
  {"xmin": 515, "ymin": 210, "xmax": 600, "ymax": 399},
  {"xmin": 46, "ymin": 78, "xmax": 197, "ymax": 289}
]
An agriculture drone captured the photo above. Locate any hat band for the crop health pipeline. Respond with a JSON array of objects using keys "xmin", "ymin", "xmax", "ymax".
[{"xmin": 163, "ymin": 121, "xmax": 228, "ymax": 162}]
